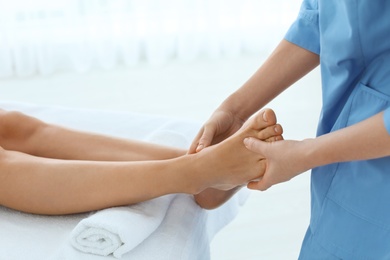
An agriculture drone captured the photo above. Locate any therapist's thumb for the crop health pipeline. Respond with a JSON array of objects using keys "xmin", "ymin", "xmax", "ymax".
[
  {"xmin": 244, "ymin": 137, "xmax": 273, "ymax": 191},
  {"xmin": 243, "ymin": 137, "xmax": 266, "ymax": 155}
]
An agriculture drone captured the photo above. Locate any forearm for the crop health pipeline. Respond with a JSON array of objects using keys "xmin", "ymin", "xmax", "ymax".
[
  {"xmin": 304, "ymin": 111, "xmax": 390, "ymax": 169},
  {"xmin": 244, "ymin": 111, "xmax": 390, "ymax": 191},
  {"xmin": 220, "ymin": 39, "xmax": 319, "ymax": 121}
]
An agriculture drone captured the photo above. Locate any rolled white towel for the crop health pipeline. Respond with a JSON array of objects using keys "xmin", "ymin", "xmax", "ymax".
[{"xmin": 70, "ymin": 195, "xmax": 174, "ymax": 258}]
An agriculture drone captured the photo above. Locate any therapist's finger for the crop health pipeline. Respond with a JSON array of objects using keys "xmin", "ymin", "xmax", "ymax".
[
  {"xmin": 195, "ymin": 125, "xmax": 217, "ymax": 152},
  {"xmin": 188, "ymin": 124, "xmax": 217, "ymax": 154},
  {"xmin": 243, "ymin": 137, "xmax": 266, "ymax": 155},
  {"xmin": 188, "ymin": 128, "xmax": 205, "ymax": 154},
  {"xmin": 247, "ymin": 178, "xmax": 272, "ymax": 191}
]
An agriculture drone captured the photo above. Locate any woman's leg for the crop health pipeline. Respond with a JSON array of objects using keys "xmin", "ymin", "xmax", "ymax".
[
  {"xmin": 0, "ymin": 110, "xmax": 191, "ymax": 214},
  {"xmin": 0, "ymin": 147, "xmax": 193, "ymax": 215},
  {"xmin": 0, "ymin": 109, "xmax": 185, "ymax": 161},
  {"xmin": 0, "ymin": 109, "xmax": 280, "ymax": 214}
]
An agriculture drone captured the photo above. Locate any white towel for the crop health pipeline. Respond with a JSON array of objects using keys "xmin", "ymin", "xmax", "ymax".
[
  {"xmin": 70, "ymin": 195, "xmax": 173, "ymax": 258},
  {"xmin": 68, "ymin": 122, "xmax": 196, "ymax": 258},
  {"xmin": 50, "ymin": 192, "xmax": 248, "ymax": 260}
]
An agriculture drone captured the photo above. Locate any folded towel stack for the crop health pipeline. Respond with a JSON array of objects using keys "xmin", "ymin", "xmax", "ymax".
[{"xmin": 70, "ymin": 195, "xmax": 174, "ymax": 258}]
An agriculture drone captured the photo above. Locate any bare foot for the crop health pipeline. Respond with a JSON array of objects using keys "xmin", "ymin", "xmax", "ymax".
[{"xmin": 191, "ymin": 108, "xmax": 283, "ymax": 207}]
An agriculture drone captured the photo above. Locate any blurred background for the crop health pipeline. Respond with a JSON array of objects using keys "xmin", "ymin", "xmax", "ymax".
[
  {"xmin": 0, "ymin": 1, "xmax": 322, "ymax": 259},
  {"xmin": 0, "ymin": 0, "xmax": 299, "ymax": 77}
]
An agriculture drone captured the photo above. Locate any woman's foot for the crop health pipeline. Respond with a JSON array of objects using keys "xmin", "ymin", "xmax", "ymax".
[
  {"xmin": 193, "ymin": 109, "xmax": 282, "ymax": 209},
  {"xmin": 191, "ymin": 108, "xmax": 283, "ymax": 195}
]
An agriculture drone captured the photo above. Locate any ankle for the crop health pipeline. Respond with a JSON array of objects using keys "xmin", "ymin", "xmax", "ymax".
[{"xmin": 171, "ymin": 155, "xmax": 207, "ymax": 195}]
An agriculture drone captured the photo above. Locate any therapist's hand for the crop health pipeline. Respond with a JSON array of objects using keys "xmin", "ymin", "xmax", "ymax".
[
  {"xmin": 243, "ymin": 138, "xmax": 312, "ymax": 191},
  {"xmin": 188, "ymin": 110, "xmax": 245, "ymax": 154}
]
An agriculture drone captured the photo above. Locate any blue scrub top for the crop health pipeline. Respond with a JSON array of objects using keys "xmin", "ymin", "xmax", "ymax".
[{"xmin": 285, "ymin": 0, "xmax": 390, "ymax": 259}]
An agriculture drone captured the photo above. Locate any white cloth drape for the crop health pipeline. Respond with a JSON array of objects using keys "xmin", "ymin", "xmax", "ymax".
[{"xmin": 0, "ymin": 0, "xmax": 298, "ymax": 77}]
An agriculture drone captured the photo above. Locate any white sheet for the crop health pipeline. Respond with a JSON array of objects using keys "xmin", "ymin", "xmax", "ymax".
[{"xmin": 0, "ymin": 101, "xmax": 249, "ymax": 260}]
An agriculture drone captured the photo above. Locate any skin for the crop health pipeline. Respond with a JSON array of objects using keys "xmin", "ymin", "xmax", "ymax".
[
  {"xmin": 0, "ymin": 108, "xmax": 282, "ymax": 215},
  {"xmin": 244, "ymin": 111, "xmax": 390, "ymax": 190},
  {"xmin": 189, "ymin": 40, "xmax": 319, "ymax": 154},
  {"xmin": 190, "ymin": 39, "xmax": 390, "ymax": 191}
]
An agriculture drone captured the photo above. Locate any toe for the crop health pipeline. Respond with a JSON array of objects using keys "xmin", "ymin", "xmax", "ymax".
[
  {"xmin": 262, "ymin": 109, "xmax": 277, "ymax": 125},
  {"xmin": 250, "ymin": 108, "xmax": 277, "ymax": 130},
  {"xmin": 265, "ymin": 135, "xmax": 284, "ymax": 142},
  {"xmin": 256, "ymin": 124, "xmax": 283, "ymax": 140}
]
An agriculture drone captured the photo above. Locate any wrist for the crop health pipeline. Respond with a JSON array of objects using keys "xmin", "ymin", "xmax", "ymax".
[
  {"xmin": 218, "ymin": 93, "xmax": 253, "ymax": 123},
  {"xmin": 301, "ymin": 137, "xmax": 335, "ymax": 170}
]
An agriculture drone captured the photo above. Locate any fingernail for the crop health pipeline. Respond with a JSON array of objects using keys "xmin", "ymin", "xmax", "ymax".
[
  {"xmin": 243, "ymin": 138, "xmax": 250, "ymax": 147},
  {"xmin": 262, "ymin": 110, "xmax": 268, "ymax": 122},
  {"xmin": 274, "ymin": 126, "xmax": 279, "ymax": 133},
  {"xmin": 196, "ymin": 144, "xmax": 204, "ymax": 152}
]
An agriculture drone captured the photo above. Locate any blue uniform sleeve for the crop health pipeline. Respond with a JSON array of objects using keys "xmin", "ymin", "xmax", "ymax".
[
  {"xmin": 383, "ymin": 108, "xmax": 390, "ymax": 135},
  {"xmin": 284, "ymin": 0, "xmax": 320, "ymax": 55}
]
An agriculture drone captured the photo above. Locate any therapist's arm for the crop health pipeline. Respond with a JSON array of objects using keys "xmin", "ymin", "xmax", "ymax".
[
  {"xmin": 223, "ymin": 39, "xmax": 320, "ymax": 122},
  {"xmin": 189, "ymin": 39, "xmax": 319, "ymax": 153},
  {"xmin": 244, "ymin": 111, "xmax": 390, "ymax": 191}
]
